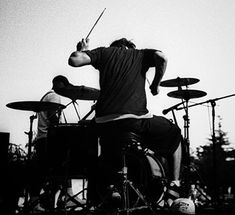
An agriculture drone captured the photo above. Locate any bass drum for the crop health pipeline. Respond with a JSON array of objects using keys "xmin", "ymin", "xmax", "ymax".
[{"xmin": 125, "ymin": 149, "xmax": 166, "ymax": 208}]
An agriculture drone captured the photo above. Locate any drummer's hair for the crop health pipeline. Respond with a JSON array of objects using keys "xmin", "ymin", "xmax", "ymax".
[
  {"xmin": 110, "ymin": 38, "xmax": 136, "ymax": 49},
  {"xmin": 52, "ymin": 75, "xmax": 69, "ymax": 88}
]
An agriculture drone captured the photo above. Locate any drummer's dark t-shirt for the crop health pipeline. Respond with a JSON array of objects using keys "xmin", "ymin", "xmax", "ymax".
[{"xmin": 84, "ymin": 47, "xmax": 156, "ymax": 118}]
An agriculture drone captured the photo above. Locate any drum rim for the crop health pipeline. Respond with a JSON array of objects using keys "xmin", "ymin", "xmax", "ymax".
[{"xmin": 125, "ymin": 149, "xmax": 166, "ymax": 205}]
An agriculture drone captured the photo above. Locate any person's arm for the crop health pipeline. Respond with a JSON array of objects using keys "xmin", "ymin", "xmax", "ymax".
[
  {"xmin": 149, "ymin": 50, "xmax": 167, "ymax": 96},
  {"xmin": 68, "ymin": 39, "xmax": 91, "ymax": 67},
  {"xmin": 47, "ymin": 93, "xmax": 61, "ymax": 125}
]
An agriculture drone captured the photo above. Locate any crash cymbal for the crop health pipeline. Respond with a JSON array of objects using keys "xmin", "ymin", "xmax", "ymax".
[
  {"xmin": 6, "ymin": 101, "xmax": 65, "ymax": 112},
  {"xmin": 167, "ymin": 89, "xmax": 207, "ymax": 100},
  {"xmin": 160, "ymin": 77, "xmax": 200, "ymax": 87},
  {"xmin": 55, "ymin": 84, "xmax": 100, "ymax": 101}
]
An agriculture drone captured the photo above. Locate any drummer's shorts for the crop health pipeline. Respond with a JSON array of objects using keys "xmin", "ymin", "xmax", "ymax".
[{"xmin": 94, "ymin": 115, "xmax": 182, "ymax": 156}]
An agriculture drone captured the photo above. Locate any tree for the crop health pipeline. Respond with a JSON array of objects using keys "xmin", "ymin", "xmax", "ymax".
[{"xmin": 193, "ymin": 116, "xmax": 235, "ymax": 204}]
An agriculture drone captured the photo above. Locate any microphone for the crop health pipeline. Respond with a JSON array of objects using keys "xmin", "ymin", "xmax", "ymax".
[
  {"xmin": 162, "ymin": 108, "xmax": 171, "ymax": 115},
  {"xmin": 162, "ymin": 101, "xmax": 184, "ymax": 115}
]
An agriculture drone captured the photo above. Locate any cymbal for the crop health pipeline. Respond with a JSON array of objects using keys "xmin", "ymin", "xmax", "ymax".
[
  {"xmin": 167, "ymin": 89, "xmax": 207, "ymax": 100},
  {"xmin": 160, "ymin": 77, "xmax": 200, "ymax": 87},
  {"xmin": 6, "ymin": 101, "xmax": 65, "ymax": 112},
  {"xmin": 55, "ymin": 84, "xmax": 100, "ymax": 101}
]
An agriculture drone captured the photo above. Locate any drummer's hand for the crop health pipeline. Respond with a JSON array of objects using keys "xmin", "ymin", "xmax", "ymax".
[
  {"xmin": 76, "ymin": 38, "xmax": 89, "ymax": 51},
  {"xmin": 150, "ymin": 84, "xmax": 160, "ymax": 96}
]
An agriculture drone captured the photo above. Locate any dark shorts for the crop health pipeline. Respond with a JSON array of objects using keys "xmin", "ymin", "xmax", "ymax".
[{"xmin": 93, "ymin": 115, "xmax": 181, "ymax": 157}]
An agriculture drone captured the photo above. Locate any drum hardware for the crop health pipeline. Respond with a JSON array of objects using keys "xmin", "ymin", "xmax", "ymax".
[
  {"xmin": 161, "ymin": 77, "xmax": 207, "ymax": 197},
  {"xmin": 165, "ymin": 86, "xmax": 207, "ymax": 175},
  {"xmin": 60, "ymin": 97, "xmax": 96, "ymax": 122},
  {"xmin": 6, "ymin": 101, "xmax": 65, "ymax": 210},
  {"xmin": 63, "ymin": 99, "xmax": 81, "ymax": 121},
  {"xmin": 166, "ymin": 88, "xmax": 207, "ymax": 163},
  {"xmin": 120, "ymin": 144, "xmax": 152, "ymax": 215},
  {"xmin": 96, "ymin": 132, "xmax": 166, "ymax": 215},
  {"xmin": 176, "ymin": 93, "xmax": 235, "ymax": 208},
  {"xmin": 164, "ymin": 91, "xmax": 199, "ymax": 198},
  {"xmin": 81, "ymin": 103, "xmax": 96, "ymax": 121}
]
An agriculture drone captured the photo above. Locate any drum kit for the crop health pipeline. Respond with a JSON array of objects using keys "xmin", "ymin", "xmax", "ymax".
[{"xmin": 6, "ymin": 77, "xmax": 235, "ymax": 212}]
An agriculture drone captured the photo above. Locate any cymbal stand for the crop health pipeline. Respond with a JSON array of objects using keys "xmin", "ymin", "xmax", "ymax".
[
  {"xmin": 176, "ymin": 86, "xmax": 191, "ymax": 191},
  {"xmin": 163, "ymin": 97, "xmax": 191, "ymax": 195},
  {"xmin": 164, "ymin": 99, "xmax": 211, "ymax": 202},
  {"xmin": 181, "ymin": 97, "xmax": 191, "ymax": 196},
  {"xmin": 162, "ymin": 100, "xmax": 190, "ymax": 190},
  {"xmin": 64, "ymin": 100, "xmax": 81, "ymax": 121},
  {"xmin": 24, "ymin": 113, "xmax": 37, "ymax": 207},
  {"xmin": 81, "ymin": 103, "xmax": 96, "ymax": 120},
  {"xmin": 119, "ymin": 145, "xmax": 153, "ymax": 215}
]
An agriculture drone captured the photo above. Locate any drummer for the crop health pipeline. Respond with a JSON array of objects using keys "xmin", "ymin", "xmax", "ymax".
[
  {"xmin": 68, "ymin": 38, "xmax": 183, "ymax": 206},
  {"xmin": 29, "ymin": 75, "xmax": 82, "ymax": 212}
]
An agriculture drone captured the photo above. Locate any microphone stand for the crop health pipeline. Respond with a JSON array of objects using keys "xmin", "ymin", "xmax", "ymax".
[{"xmin": 177, "ymin": 93, "xmax": 235, "ymax": 208}]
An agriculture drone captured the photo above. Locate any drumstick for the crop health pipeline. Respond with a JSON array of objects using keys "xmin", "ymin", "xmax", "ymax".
[
  {"xmin": 146, "ymin": 78, "xmax": 151, "ymax": 86},
  {"xmin": 86, "ymin": 8, "xmax": 106, "ymax": 40}
]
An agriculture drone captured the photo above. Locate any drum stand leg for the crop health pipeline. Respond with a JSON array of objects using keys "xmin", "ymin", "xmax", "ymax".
[{"xmin": 119, "ymin": 148, "xmax": 154, "ymax": 215}]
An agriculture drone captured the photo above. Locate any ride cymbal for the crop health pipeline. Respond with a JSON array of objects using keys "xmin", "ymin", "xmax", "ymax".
[
  {"xmin": 160, "ymin": 77, "xmax": 200, "ymax": 87},
  {"xmin": 167, "ymin": 89, "xmax": 207, "ymax": 100},
  {"xmin": 6, "ymin": 101, "xmax": 65, "ymax": 112}
]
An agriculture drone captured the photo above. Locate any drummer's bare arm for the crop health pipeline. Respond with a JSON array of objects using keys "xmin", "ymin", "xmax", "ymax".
[
  {"xmin": 149, "ymin": 51, "xmax": 167, "ymax": 96},
  {"xmin": 68, "ymin": 51, "xmax": 91, "ymax": 67},
  {"xmin": 68, "ymin": 38, "xmax": 91, "ymax": 67}
]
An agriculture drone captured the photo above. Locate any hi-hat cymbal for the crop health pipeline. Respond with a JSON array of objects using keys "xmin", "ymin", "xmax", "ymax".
[
  {"xmin": 167, "ymin": 89, "xmax": 207, "ymax": 100},
  {"xmin": 55, "ymin": 84, "xmax": 100, "ymax": 101},
  {"xmin": 160, "ymin": 77, "xmax": 200, "ymax": 87},
  {"xmin": 6, "ymin": 101, "xmax": 65, "ymax": 112}
]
